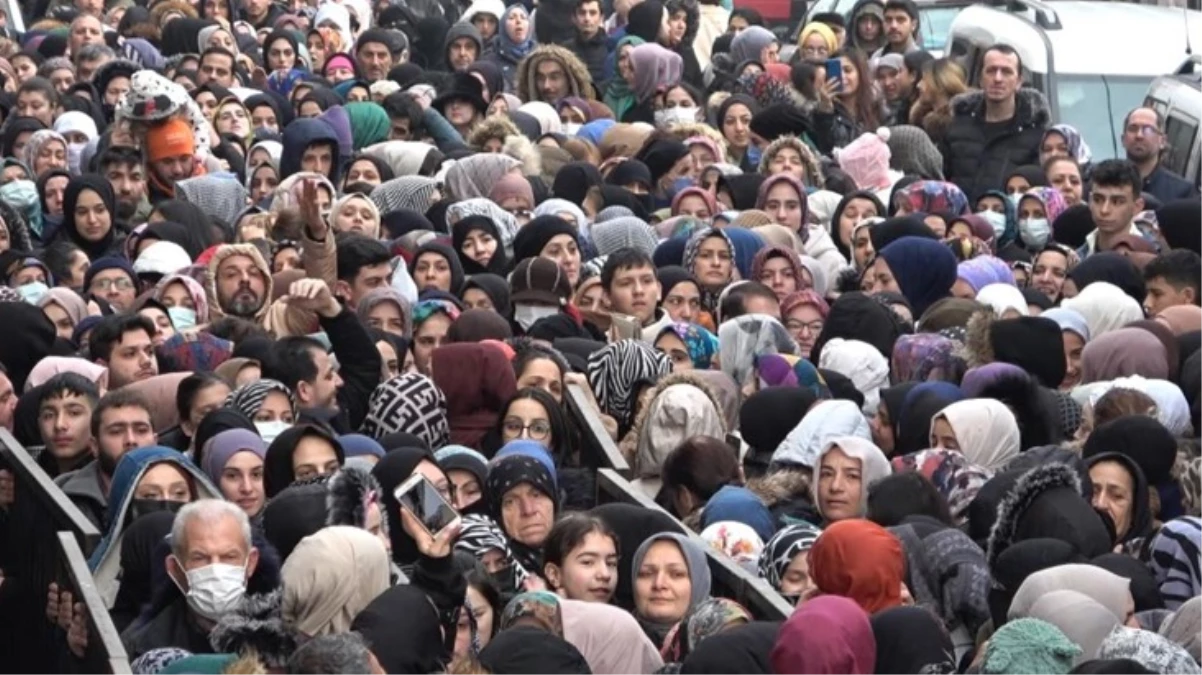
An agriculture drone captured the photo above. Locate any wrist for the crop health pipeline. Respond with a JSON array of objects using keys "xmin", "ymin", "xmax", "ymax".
[{"xmin": 317, "ymin": 297, "xmax": 342, "ymax": 319}]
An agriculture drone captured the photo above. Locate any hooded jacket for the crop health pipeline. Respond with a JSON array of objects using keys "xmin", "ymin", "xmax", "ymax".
[
  {"xmin": 280, "ymin": 118, "xmax": 343, "ymax": 186},
  {"xmin": 444, "ymin": 22, "xmax": 483, "ymax": 70},
  {"xmin": 941, "ymin": 88, "xmax": 1050, "ymax": 201},
  {"xmin": 54, "ymin": 460, "xmax": 108, "ymax": 530},
  {"xmin": 515, "ymin": 44, "xmax": 596, "ymax": 103}
]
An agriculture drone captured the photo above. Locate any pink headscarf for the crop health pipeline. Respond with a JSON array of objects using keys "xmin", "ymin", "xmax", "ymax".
[
  {"xmin": 770, "ymin": 595, "xmax": 876, "ymax": 674},
  {"xmin": 26, "ymin": 357, "xmax": 107, "ymax": 392}
]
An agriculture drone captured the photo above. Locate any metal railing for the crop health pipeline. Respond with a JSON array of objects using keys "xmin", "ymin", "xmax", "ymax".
[
  {"xmin": 562, "ymin": 390, "xmax": 792, "ymax": 621},
  {"xmin": 0, "ymin": 428, "xmax": 130, "ymax": 673}
]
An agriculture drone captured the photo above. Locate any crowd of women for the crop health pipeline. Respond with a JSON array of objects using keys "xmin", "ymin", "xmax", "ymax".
[{"xmin": 0, "ymin": 0, "xmax": 1198, "ymax": 672}]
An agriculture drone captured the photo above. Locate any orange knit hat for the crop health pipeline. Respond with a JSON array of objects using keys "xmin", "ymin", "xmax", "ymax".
[{"xmin": 145, "ymin": 118, "xmax": 196, "ymax": 162}]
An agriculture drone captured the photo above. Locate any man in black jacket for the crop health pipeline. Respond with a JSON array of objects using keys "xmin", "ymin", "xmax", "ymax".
[
  {"xmin": 1122, "ymin": 106, "xmax": 1199, "ymax": 204},
  {"xmin": 569, "ymin": 0, "xmax": 608, "ymax": 87},
  {"xmin": 940, "ymin": 44, "xmax": 1048, "ymax": 200}
]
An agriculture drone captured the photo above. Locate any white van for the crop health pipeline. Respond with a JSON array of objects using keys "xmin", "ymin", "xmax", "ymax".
[
  {"xmin": 1144, "ymin": 59, "xmax": 1201, "ymax": 188},
  {"xmin": 945, "ymin": 0, "xmax": 1202, "ymax": 160}
]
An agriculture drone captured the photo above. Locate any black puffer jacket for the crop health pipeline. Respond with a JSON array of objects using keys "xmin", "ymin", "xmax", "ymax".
[{"xmin": 940, "ymin": 87, "xmax": 1050, "ymax": 200}]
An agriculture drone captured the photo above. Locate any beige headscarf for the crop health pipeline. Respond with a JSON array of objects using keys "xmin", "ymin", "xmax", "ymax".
[
  {"xmin": 932, "ymin": 398, "xmax": 1021, "ymax": 472},
  {"xmin": 123, "ymin": 372, "xmax": 193, "ymax": 432},
  {"xmin": 281, "ymin": 526, "xmax": 391, "ymax": 637},
  {"xmin": 560, "ymin": 598, "xmax": 665, "ymax": 674},
  {"xmin": 1007, "ymin": 564, "xmax": 1131, "ymax": 624}
]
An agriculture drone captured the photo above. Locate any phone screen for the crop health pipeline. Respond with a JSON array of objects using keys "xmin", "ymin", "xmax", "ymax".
[
  {"xmin": 396, "ymin": 475, "xmax": 458, "ymax": 535},
  {"xmin": 825, "ymin": 57, "xmax": 844, "ymax": 93}
]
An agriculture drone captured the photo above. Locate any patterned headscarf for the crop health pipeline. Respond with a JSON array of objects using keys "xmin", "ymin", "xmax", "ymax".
[
  {"xmin": 656, "ymin": 322, "xmax": 719, "ymax": 369},
  {"xmin": 361, "ymin": 374, "xmax": 450, "ymax": 448},
  {"xmin": 411, "ymin": 300, "xmax": 461, "ymax": 330},
  {"xmin": 661, "ymin": 597, "xmax": 753, "ymax": 663},
  {"xmin": 370, "ymin": 176, "xmax": 441, "ymax": 215},
  {"xmin": 499, "ymin": 591, "xmax": 563, "ymax": 637},
  {"xmin": 225, "ymin": 379, "xmax": 295, "ymax": 420},
  {"xmin": 889, "ymin": 333, "xmax": 966, "ymax": 384},
  {"xmin": 896, "ymin": 180, "xmax": 970, "ymax": 216},
  {"xmin": 700, "ymin": 521, "xmax": 763, "ymax": 574},
  {"xmin": 446, "ymin": 198, "xmax": 520, "ymax": 248},
  {"xmin": 1043, "ymin": 124, "xmax": 1093, "ymax": 165},
  {"xmin": 718, "ymin": 314, "xmax": 799, "ymax": 387},
  {"xmin": 754, "ymin": 353, "xmax": 829, "ymax": 398},
  {"xmin": 454, "ymin": 513, "xmax": 529, "ymax": 585},
  {"xmin": 1019, "ymin": 186, "xmax": 1069, "ymax": 227},
  {"xmin": 890, "ymin": 449, "xmax": 992, "ymax": 526},
  {"xmin": 758, "ymin": 522, "xmax": 822, "ymax": 594},
  {"xmin": 587, "ymin": 340, "xmax": 672, "ymax": 430}
]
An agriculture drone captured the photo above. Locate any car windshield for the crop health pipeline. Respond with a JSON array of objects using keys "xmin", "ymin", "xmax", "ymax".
[
  {"xmin": 919, "ymin": 6, "xmax": 963, "ymax": 51},
  {"xmin": 1056, "ymin": 74, "xmax": 1155, "ymax": 160}
]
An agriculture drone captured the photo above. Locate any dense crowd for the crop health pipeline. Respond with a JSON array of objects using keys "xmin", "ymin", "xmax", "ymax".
[{"xmin": 0, "ymin": 0, "xmax": 1198, "ymax": 672}]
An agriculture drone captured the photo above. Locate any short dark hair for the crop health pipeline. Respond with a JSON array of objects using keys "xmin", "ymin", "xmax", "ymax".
[
  {"xmin": 575, "ymin": 0, "xmax": 601, "ymax": 11},
  {"xmin": 201, "ymin": 46, "xmax": 236, "ymax": 63},
  {"xmin": 42, "ymin": 241, "xmax": 85, "ymax": 288},
  {"xmin": 867, "ymin": 472, "xmax": 953, "ymax": 527},
  {"xmin": 336, "ymin": 234, "xmax": 392, "ymax": 283},
  {"xmin": 902, "ymin": 49, "xmax": 934, "ymax": 76},
  {"xmin": 600, "ymin": 249, "xmax": 656, "ymax": 290},
  {"xmin": 97, "ymin": 145, "xmax": 144, "ymax": 172},
  {"xmin": 174, "ymin": 373, "xmax": 228, "ymax": 426},
  {"xmin": 39, "ymin": 373, "xmax": 100, "ymax": 410},
  {"xmin": 92, "ymin": 388, "xmax": 152, "ymax": 439},
  {"xmin": 1145, "ymin": 249, "xmax": 1202, "ymax": 301},
  {"xmin": 1090, "ymin": 158, "xmax": 1142, "ymax": 197},
  {"xmin": 17, "ymin": 77, "xmax": 60, "ymax": 108},
  {"xmin": 542, "ymin": 512, "xmax": 619, "ymax": 568},
  {"xmin": 265, "ymin": 336, "xmax": 325, "ymax": 392},
  {"xmin": 660, "ymin": 435, "xmax": 741, "ymax": 516},
  {"xmin": 1123, "ymin": 106, "xmax": 1165, "ymax": 132},
  {"xmin": 719, "ymin": 281, "xmax": 778, "ymax": 323},
  {"xmin": 89, "ymin": 314, "xmax": 156, "ymax": 363},
  {"xmin": 982, "ymin": 43, "xmax": 1023, "ymax": 77},
  {"xmin": 883, "ymin": 0, "xmax": 918, "ymax": 21},
  {"xmin": 810, "ymin": 11, "xmax": 845, "ymax": 28},
  {"xmin": 382, "ymin": 91, "xmax": 424, "ymax": 132},
  {"xmin": 205, "ymin": 316, "xmax": 270, "ymax": 344}
]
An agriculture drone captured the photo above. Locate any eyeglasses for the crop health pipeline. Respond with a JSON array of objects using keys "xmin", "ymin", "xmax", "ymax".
[
  {"xmin": 503, "ymin": 417, "xmax": 551, "ymax": 440},
  {"xmin": 90, "ymin": 278, "xmax": 135, "ymax": 291},
  {"xmin": 786, "ymin": 319, "xmax": 824, "ymax": 334},
  {"xmin": 1125, "ymin": 124, "xmax": 1161, "ymax": 137}
]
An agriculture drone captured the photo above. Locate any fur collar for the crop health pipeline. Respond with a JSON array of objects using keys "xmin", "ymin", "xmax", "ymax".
[
  {"xmin": 745, "ymin": 468, "xmax": 812, "ymax": 509},
  {"xmin": 985, "ymin": 462, "xmax": 1080, "ymax": 569},
  {"xmin": 950, "ymin": 87, "xmax": 1051, "ymax": 130},
  {"xmin": 961, "ymin": 309, "xmax": 994, "ymax": 368},
  {"xmin": 619, "ymin": 371, "xmax": 727, "ymax": 464},
  {"xmin": 209, "ymin": 589, "xmax": 295, "ymax": 668}
]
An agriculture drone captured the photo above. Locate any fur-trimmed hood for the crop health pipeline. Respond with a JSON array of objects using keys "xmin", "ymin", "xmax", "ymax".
[
  {"xmin": 758, "ymin": 135, "xmax": 824, "ymax": 188},
  {"xmin": 619, "ymin": 371, "xmax": 727, "ymax": 474},
  {"xmin": 515, "ymin": 44, "xmax": 596, "ymax": 102},
  {"xmin": 745, "ymin": 467, "xmax": 811, "ymax": 510},
  {"xmin": 950, "ymin": 87, "xmax": 1051, "ymax": 131},
  {"xmin": 962, "ymin": 309, "xmax": 994, "ymax": 368},
  {"xmin": 984, "ymin": 462, "xmax": 1111, "ymax": 570},
  {"xmin": 466, "ymin": 114, "xmax": 520, "ymax": 149},
  {"xmin": 503, "ymin": 133, "xmax": 542, "ymax": 176},
  {"xmin": 210, "ymin": 589, "xmax": 296, "ymax": 669}
]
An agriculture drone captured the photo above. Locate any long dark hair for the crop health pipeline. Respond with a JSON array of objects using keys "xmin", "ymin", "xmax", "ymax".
[
  {"xmin": 833, "ymin": 47, "xmax": 880, "ymax": 130},
  {"xmin": 486, "ymin": 387, "xmax": 576, "ymax": 459}
]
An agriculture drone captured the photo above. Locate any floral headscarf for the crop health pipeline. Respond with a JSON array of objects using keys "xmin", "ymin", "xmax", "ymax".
[
  {"xmin": 890, "ymin": 448, "xmax": 992, "ymax": 525},
  {"xmin": 660, "ymin": 597, "xmax": 753, "ymax": 663},
  {"xmin": 889, "ymin": 333, "xmax": 966, "ymax": 384},
  {"xmin": 1043, "ymin": 124, "xmax": 1093, "ymax": 165},
  {"xmin": 499, "ymin": 590, "xmax": 563, "ymax": 637},
  {"xmin": 754, "ymin": 353, "xmax": 829, "ymax": 398},
  {"xmin": 1019, "ymin": 186, "xmax": 1069, "ymax": 228},
  {"xmin": 411, "ymin": 299, "xmax": 461, "ymax": 329},
  {"xmin": 896, "ymin": 180, "xmax": 970, "ymax": 216},
  {"xmin": 656, "ymin": 322, "xmax": 719, "ymax": 369}
]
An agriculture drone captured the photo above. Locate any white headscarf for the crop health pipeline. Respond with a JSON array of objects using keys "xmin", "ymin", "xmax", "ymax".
[
  {"xmin": 773, "ymin": 400, "xmax": 871, "ymax": 469},
  {"xmin": 976, "ymin": 283, "xmax": 1030, "ymax": 318},
  {"xmin": 1061, "ymin": 282, "xmax": 1144, "ymax": 340},
  {"xmin": 810, "ymin": 436, "xmax": 892, "ymax": 519},
  {"xmin": 818, "ymin": 337, "xmax": 889, "ymax": 416},
  {"xmin": 932, "ymin": 398, "xmax": 1021, "ymax": 471}
]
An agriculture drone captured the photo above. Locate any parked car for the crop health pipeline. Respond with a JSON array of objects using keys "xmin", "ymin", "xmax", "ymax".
[
  {"xmin": 946, "ymin": 0, "xmax": 1202, "ymax": 160},
  {"xmin": 1143, "ymin": 57, "xmax": 1201, "ymax": 188}
]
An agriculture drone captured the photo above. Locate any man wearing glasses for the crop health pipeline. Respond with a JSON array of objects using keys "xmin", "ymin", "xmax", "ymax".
[{"xmin": 1122, "ymin": 107, "xmax": 1198, "ymax": 204}]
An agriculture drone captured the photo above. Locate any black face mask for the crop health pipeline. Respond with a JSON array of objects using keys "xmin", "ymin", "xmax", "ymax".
[
  {"xmin": 488, "ymin": 564, "xmax": 519, "ymax": 597},
  {"xmin": 128, "ymin": 498, "xmax": 185, "ymax": 524}
]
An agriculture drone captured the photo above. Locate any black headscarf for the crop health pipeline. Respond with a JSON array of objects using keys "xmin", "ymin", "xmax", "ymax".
[
  {"xmin": 411, "ymin": 241, "xmax": 466, "ymax": 294},
  {"xmin": 371, "ymin": 446, "xmax": 437, "ymax": 566},
  {"xmin": 894, "ymin": 382, "xmax": 963, "ymax": 457},
  {"xmin": 551, "ymin": 162, "xmax": 603, "ymax": 205},
  {"xmin": 452, "ymin": 215, "xmax": 510, "ymax": 275},
  {"xmin": 870, "ymin": 607, "xmax": 957, "ymax": 674},
  {"xmin": 460, "ymin": 273, "xmax": 512, "ymax": 318},
  {"xmin": 679, "ymin": 621, "xmax": 779, "ymax": 674},
  {"xmin": 1082, "ymin": 416, "xmax": 1177, "ymax": 487},
  {"xmin": 1091, "ymin": 553, "xmax": 1164, "ymax": 611},
  {"xmin": 59, "ymin": 174, "xmax": 119, "ymax": 260},
  {"xmin": 0, "ymin": 301, "xmax": 59, "ymax": 393},
  {"xmin": 869, "ymin": 215, "xmax": 937, "ymax": 252},
  {"xmin": 109, "ymin": 510, "xmax": 175, "ymax": 632},
  {"xmin": 352, "ymin": 584, "xmax": 448, "ymax": 674},
  {"xmin": 262, "ymin": 424, "xmax": 345, "ymax": 498},
  {"xmin": 1066, "ymin": 251, "xmax": 1146, "ymax": 304},
  {"xmin": 381, "ymin": 209, "xmax": 435, "ymax": 240},
  {"xmin": 626, "ymin": 0, "xmax": 666, "ymax": 41},
  {"xmin": 479, "ymin": 626, "xmax": 591, "ymax": 674},
  {"xmin": 878, "ymin": 382, "xmax": 918, "ymax": 451},
  {"xmin": 739, "ymin": 387, "xmax": 816, "ymax": 477},
  {"xmin": 513, "ymin": 215, "xmax": 578, "ymax": 264},
  {"xmin": 1, "ymin": 116, "xmax": 46, "ymax": 158},
  {"xmin": 589, "ymin": 502, "xmax": 685, "ymax": 611},
  {"xmin": 810, "ymin": 292, "xmax": 910, "ymax": 365},
  {"xmin": 192, "ymin": 407, "xmax": 257, "ymax": 470},
  {"xmin": 830, "ymin": 190, "xmax": 886, "ymax": 260}
]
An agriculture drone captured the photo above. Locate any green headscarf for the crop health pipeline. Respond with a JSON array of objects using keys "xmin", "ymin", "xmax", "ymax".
[
  {"xmin": 345, "ymin": 101, "xmax": 391, "ymax": 151},
  {"xmin": 603, "ymin": 35, "xmax": 646, "ymax": 122}
]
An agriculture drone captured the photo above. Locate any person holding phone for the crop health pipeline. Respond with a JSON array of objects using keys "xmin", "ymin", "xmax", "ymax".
[{"xmin": 810, "ymin": 49, "xmax": 881, "ymax": 156}]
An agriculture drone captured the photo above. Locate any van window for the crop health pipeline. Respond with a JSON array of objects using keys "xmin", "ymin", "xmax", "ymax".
[
  {"xmin": 1057, "ymin": 74, "xmax": 1154, "ymax": 160},
  {"xmin": 1163, "ymin": 113, "xmax": 1198, "ymax": 177}
]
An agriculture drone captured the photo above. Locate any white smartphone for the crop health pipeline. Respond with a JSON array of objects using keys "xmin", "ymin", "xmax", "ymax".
[{"xmin": 393, "ymin": 473, "xmax": 459, "ymax": 537}]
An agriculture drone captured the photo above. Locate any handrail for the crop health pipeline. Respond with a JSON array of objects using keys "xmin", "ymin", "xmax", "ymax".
[
  {"xmin": 57, "ymin": 532, "xmax": 132, "ymax": 674},
  {"xmin": 565, "ymin": 383, "xmax": 631, "ymax": 478},
  {"xmin": 596, "ymin": 469, "xmax": 793, "ymax": 622},
  {"xmin": 0, "ymin": 427, "xmax": 101, "ymax": 551}
]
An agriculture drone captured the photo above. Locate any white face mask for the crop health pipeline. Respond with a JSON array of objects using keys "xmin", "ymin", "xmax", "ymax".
[
  {"xmin": 67, "ymin": 142, "xmax": 87, "ymax": 175},
  {"xmin": 1019, "ymin": 218, "xmax": 1051, "ymax": 249},
  {"xmin": 514, "ymin": 303, "xmax": 559, "ymax": 331},
  {"xmin": 174, "ymin": 559, "xmax": 247, "ymax": 621},
  {"xmin": 977, "ymin": 210, "xmax": 1007, "ymax": 240},
  {"xmin": 562, "ymin": 122, "xmax": 582, "ymax": 135},
  {"xmin": 255, "ymin": 420, "xmax": 290, "ymax": 444},
  {"xmin": 654, "ymin": 106, "xmax": 698, "ymax": 128},
  {"xmin": 167, "ymin": 306, "xmax": 197, "ymax": 331}
]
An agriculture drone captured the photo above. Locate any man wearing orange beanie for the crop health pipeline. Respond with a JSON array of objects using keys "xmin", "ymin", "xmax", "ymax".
[{"xmin": 145, "ymin": 118, "xmax": 204, "ymax": 203}]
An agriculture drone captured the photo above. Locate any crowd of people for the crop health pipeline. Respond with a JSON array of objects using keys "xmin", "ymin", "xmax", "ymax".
[{"xmin": 0, "ymin": 0, "xmax": 1198, "ymax": 671}]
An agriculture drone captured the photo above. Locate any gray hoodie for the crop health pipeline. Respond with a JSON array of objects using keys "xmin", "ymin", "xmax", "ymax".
[{"xmin": 54, "ymin": 460, "xmax": 108, "ymax": 530}]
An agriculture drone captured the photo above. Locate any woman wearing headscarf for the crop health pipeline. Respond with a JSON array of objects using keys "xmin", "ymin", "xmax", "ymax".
[
  {"xmin": 889, "ymin": 333, "xmax": 965, "ymax": 385},
  {"xmin": 870, "ymin": 606, "xmax": 958, "ymax": 674},
  {"xmin": 717, "ymin": 313, "xmax": 798, "ymax": 391},
  {"xmin": 630, "ymin": 531, "xmax": 712, "ymax": 647},
  {"xmin": 817, "ymin": 337, "xmax": 889, "ymax": 416},
  {"xmin": 352, "ymin": 584, "xmax": 453, "ymax": 674},
  {"xmin": 200, "ymin": 428, "xmax": 268, "ymax": 519},
  {"xmin": 37, "ymin": 288, "xmax": 89, "ymax": 340},
  {"xmin": 453, "ymin": 215, "xmax": 510, "ymax": 276},
  {"xmin": 1060, "ymin": 281, "xmax": 1147, "ymax": 341},
  {"xmin": 281, "ymin": 525, "xmax": 391, "ymax": 639},
  {"xmin": 1080, "ymin": 328, "xmax": 1170, "ymax": 384},
  {"xmin": 682, "ymin": 227, "xmax": 737, "ymax": 312},
  {"xmin": 868, "ymin": 235, "xmax": 957, "ymax": 318},
  {"xmin": 54, "ymin": 174, "xmax": 122, "ymax": 260},
  {"xmin": 431, "ymin": 343, "xmax": 517, "ymax": 451},
  {"xmin": 808, "ymin": 517, "xmax": 904, "ymax": 615},
  {"xmin": 660, "ymin": 597, "xmax": 753, "ymax": 667},
  {"xmin": 586, "ymin": 340, "xmax": 672, "ymax": 435},
  {"xmin": 622, "ymin": 375, "xmax": 726, "ymax": 496},
  {"xmin": 486, "ymin": 5, "xmax": 535, "ymax": 91},
  {"xmin": 109, "ymin": 510, "xmax": 176, "ymax": 632},
  {"xmin": 928, "ymin": 398, "xmax": 1021, "ymax": 472},
  {"xmin": 771, "ymin": 595, "xmax": 875, "ymax": 674},
  {"xmin": 757, "ymin": 522, "xmax": 822, "ymax": 603},
  {"xmin": 560, "ymin": 598, "xmax": 664, "ymax": 674},
  {"xmin": 357, "ymin": 287, "xmax": 413, "ymax": 338},
  {"xmin": 811, "ymin": 436, "xmax": 891, "ymax": 524},
  {"xmin": 892, "ymin": 381, "xmax": 964, "ymax": 457},
  {"xmin": 1016, "ymin": 186, "xmax": 1069, "ymax": 251},
  {"xmin": 1147, "ymin": 516, "xmax": 1201, "ymax": 610},
  {"xmin": 328, "ymin": 192, "xmax": 381, "ymax": 238},
  {"xmin": 624, "ymin": 43, "xmax": 683, "ymax": 124},
  {"xmin": 484, "ymin": 452, "xmax": 558, "ymax": 579}
]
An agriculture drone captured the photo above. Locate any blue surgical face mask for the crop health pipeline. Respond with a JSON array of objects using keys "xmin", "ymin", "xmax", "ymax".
[
  {"xmin": 255, "ymin": 420, "xmax": 291, "ymax": 444},
  {"xmin": 167, "ymin": 306, "xmax": 197, "ymax": 330},
  {"xmin": 977, "ymin": 210, "xmax": 1007, "ymax": 240},
  {"xmin": 1019, "ymin": 217, "xmax": 1051, "ymax": 249},
  {"xmin": 18, "ymin": 281, "xmax": 48, "ymax": 305}
]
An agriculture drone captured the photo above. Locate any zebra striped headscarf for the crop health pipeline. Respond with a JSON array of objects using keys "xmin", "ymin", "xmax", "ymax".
[
  {"xmin": 225, "ymin": 379, "xmax": 295, "ymax": 420},
  {"xmin": 586, "ymin": 340, "xmax": 671, "ymax": 431}
]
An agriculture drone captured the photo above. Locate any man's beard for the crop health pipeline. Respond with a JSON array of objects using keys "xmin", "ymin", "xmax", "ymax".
[
  {"xmin": 115, "ymin": 197, "xmax": 138, "ymax": 220},
  {"xmin": 226, "ymin": 288, "xmax": 265, "ymax": 317}
]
